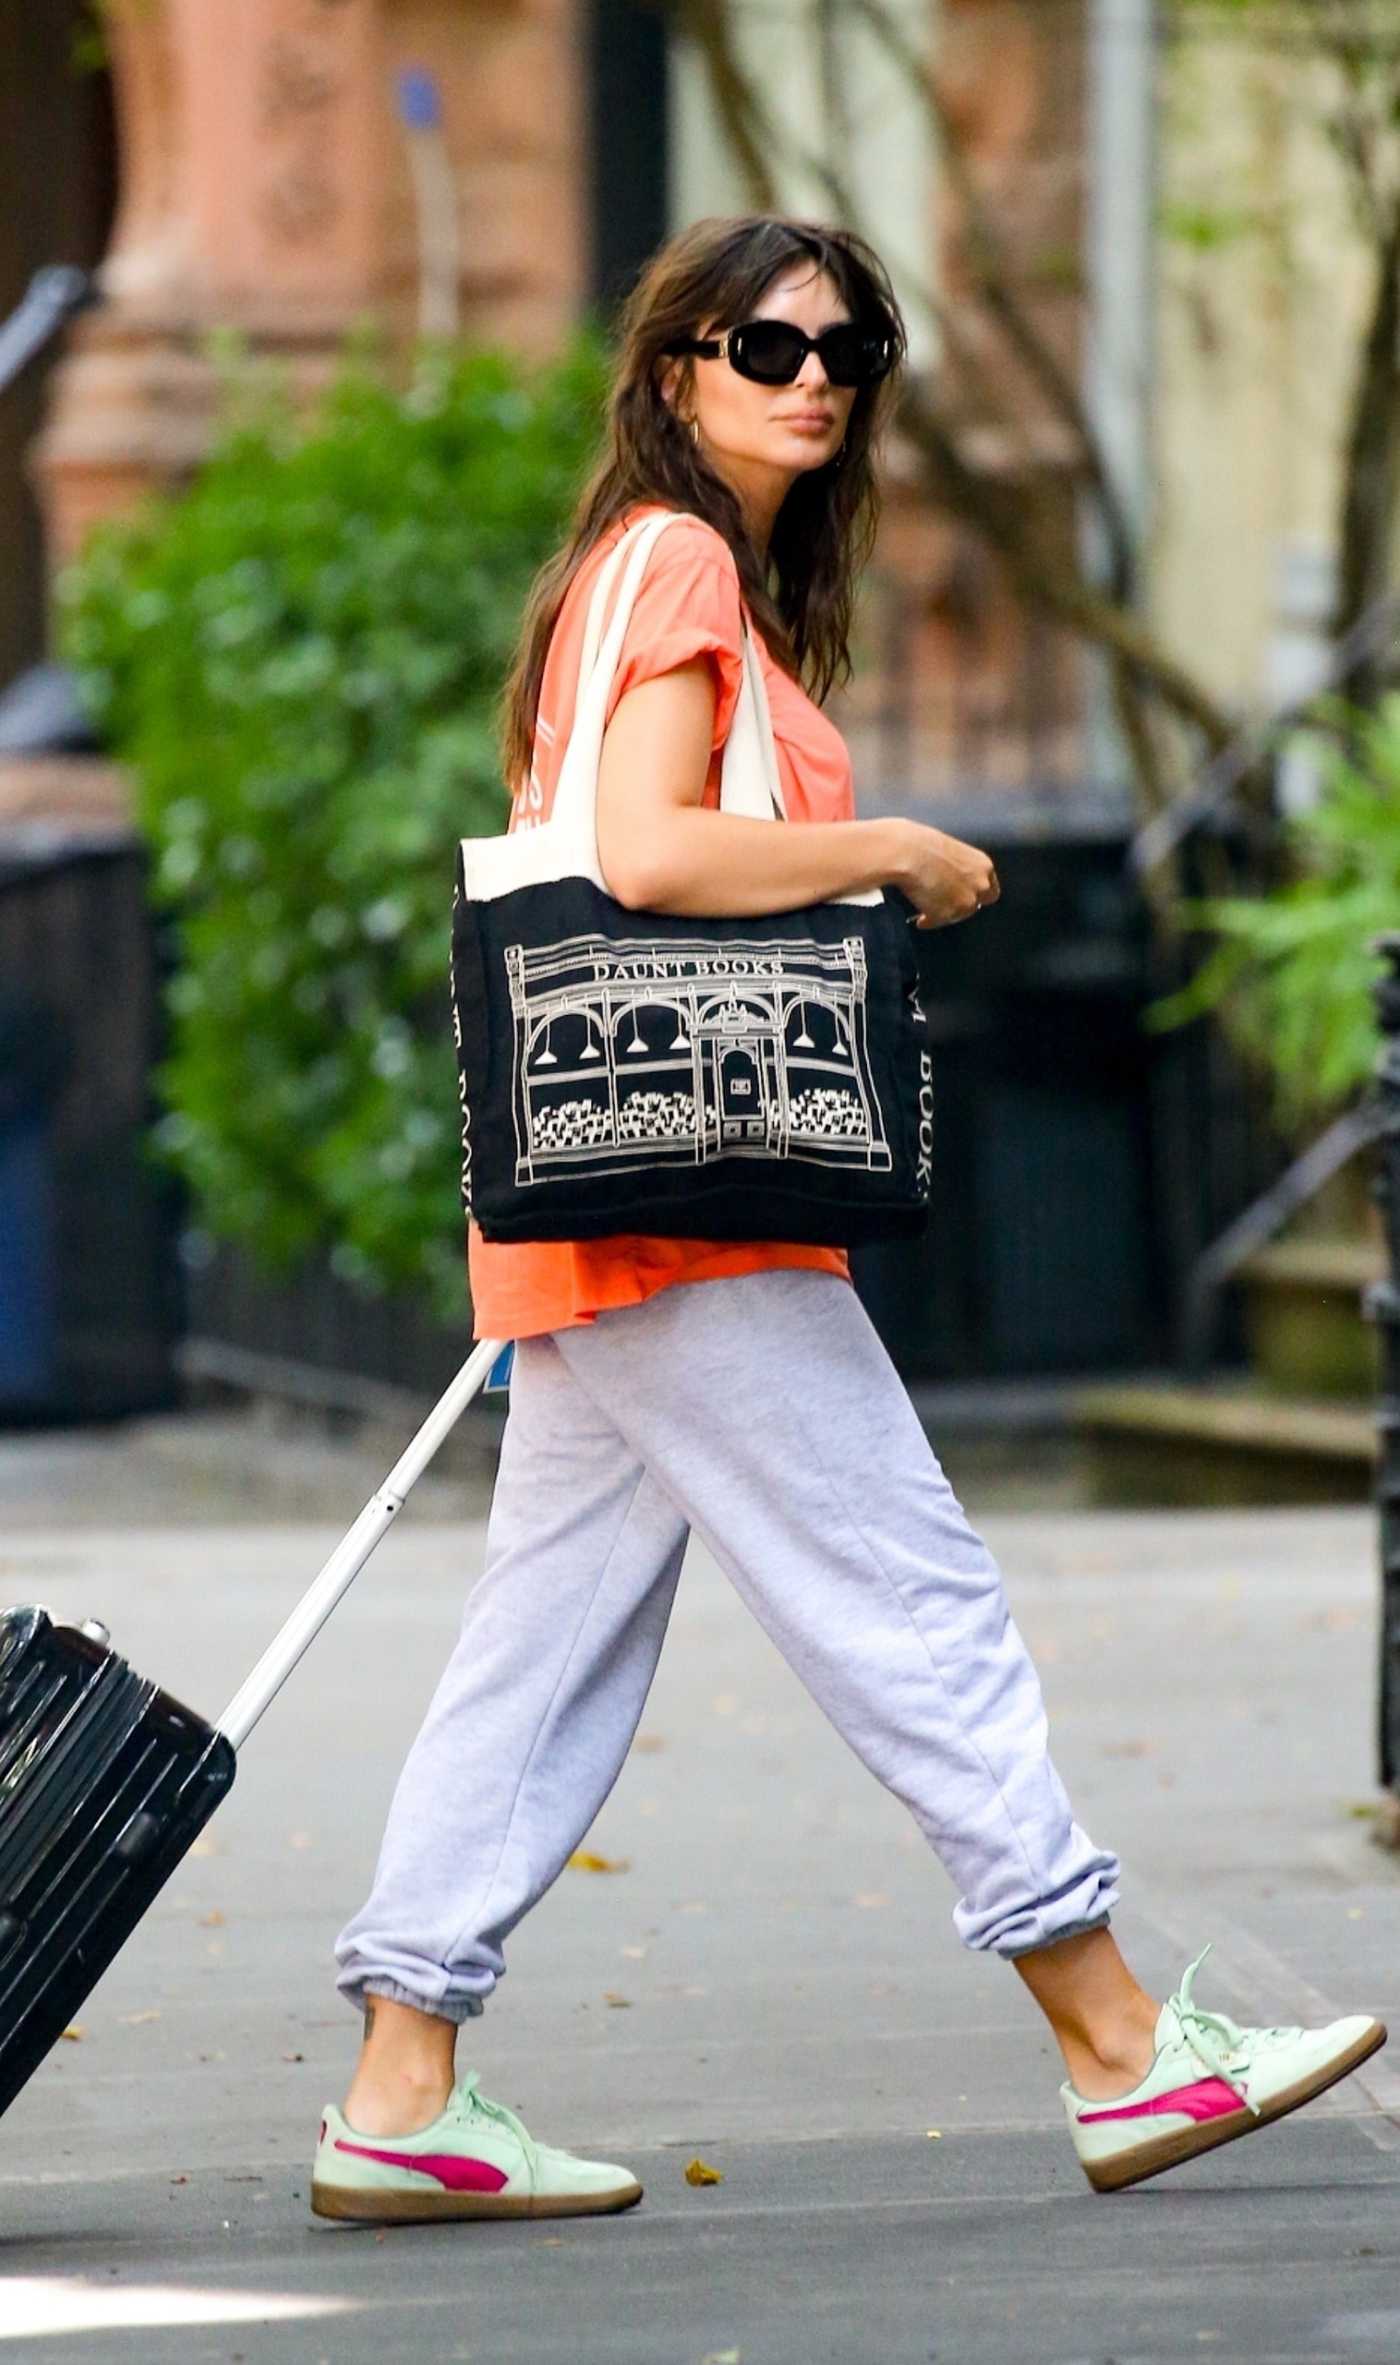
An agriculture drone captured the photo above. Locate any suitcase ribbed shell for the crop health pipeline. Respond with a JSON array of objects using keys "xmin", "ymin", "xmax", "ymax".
[{"xmin": 0, "ymin": 1606, "xmax": 236, "ymax": 2118}]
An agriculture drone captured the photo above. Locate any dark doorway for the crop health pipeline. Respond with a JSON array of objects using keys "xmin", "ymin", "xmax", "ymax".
[
  {"xmin": 719, "ymin": 1043, "xmax": 764, "ymax": 1137},
  {"xmin": 0, "ymin": 4, "xmax": 117, "ymax": 694}
]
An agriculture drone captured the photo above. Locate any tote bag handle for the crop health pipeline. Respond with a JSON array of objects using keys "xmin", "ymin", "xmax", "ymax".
[
  {"xmin": 533, "ymin": 509, "xmax": 880, "ymax": 908},
  {"xmin": 552, "ymin": 511, "xmax": 779, "ymax": 838},
  {"xmin": 573, "ymin": 514, "xmax": 784, "ymax": 825}
]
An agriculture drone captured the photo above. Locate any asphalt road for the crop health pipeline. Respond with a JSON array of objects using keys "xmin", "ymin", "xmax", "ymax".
[{"xmin": 1, "ymin": 1435, "xmax": 1398, "ymax": 2364}]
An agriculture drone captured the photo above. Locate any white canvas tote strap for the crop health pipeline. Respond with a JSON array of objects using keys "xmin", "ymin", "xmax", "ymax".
[
  {"xmin": 574, "ymin": 513, "xmax": 757, "ymax": 775},
  {"xmin": 466, "ymin": 507, "xmax": 881, "ymax": 906},
  {"xmin": 737, "ymin": 622, "xmax": 879, "ymax": 904},
  {"xmin": 549, "ymin": 513, "xmax": 683, "ymax": 837},
  {"xmin": 576, "ymin": 520, "xmax": 636, "ymax": 689},
  {"xmin": 727, "ymin": 600, "xmax": 880, "ymax": 904},
  {"xmin": 553, "ymin": 510, "xmax": 780, "ymax": 835},
  {"xmin": 460, "ymin": 523, "xmax": 666, "ymax": 899},
  {"xmin": 731, "ymin": 622, "xmax": 787, "ymax": 822}
]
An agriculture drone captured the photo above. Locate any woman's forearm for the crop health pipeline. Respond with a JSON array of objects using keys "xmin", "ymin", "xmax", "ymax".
[{"xmin": 618, "ymin": 811, "xmax": 913, "ymax": 919}]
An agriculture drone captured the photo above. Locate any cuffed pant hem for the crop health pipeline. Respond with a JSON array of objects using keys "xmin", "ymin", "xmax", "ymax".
[
  {"xmin": 344, "ymin": 1975, "xmax": 486, "ymax": 2026},
  {"xmin": 996, "ymin": 1910, "xmax": 1114, "ymax": 1961}
]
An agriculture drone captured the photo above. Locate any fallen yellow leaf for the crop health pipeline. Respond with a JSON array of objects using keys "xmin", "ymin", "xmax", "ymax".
[
  {"xmin": 602, "ymin": 1992, "xmax": 632, "ymax": 2009},
  {"xmin": 567, "ymin": 1850, "xmax": 630, "ymax": 1874},
  {"xmin": 60, "ymin": 2025, "xmax": 84, "ymax": 2043},
  {"xmin": 199, "ymin": 1909, "xmax": 225, "ymax": 1928},
  {"xmin": 926, "ymin": 2129, "xmax": 943, "ymax": 2140},
  {"xmin": 684, "ymin": 2156, "xmax": 723, "ymax": 2186}
]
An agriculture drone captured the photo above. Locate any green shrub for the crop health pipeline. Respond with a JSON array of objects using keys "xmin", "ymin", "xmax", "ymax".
[
  {"xmin": 59, "ymin": 332, "xmax": 612, "ymax": 1314},
  {"xmin": 1144, "ymin": 696, "xmax": 1400, "ymax": 1132}
]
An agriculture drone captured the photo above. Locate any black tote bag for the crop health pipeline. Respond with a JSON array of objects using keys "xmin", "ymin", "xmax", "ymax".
[{"xmin": 451, "ymin": 510, "xmax": 933, "ymax": 1247}]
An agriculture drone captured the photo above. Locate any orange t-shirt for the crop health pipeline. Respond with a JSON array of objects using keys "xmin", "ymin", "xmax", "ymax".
[{"xmin": 467, "ymin": 502, "xmax": 855, "ymax": 1343}]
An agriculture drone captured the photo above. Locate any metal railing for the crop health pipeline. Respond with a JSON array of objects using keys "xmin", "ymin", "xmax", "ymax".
[
  {"xmin": 1129, "ymin": 590, "xmax": 1400, "ymax": 881},
  {"xmin": 1120, "ymin": 589, "xmax": 1400, "ymax": 1374},
  {"xmin": 1179, "ymin": 1103, "xmax": 1386, "ymax": 1376},
  {"xmin": 1369, "ymin": 936, "xmax": 1400, "ymax": 1793},
  {"xmin": 0, "ymin": 266, "xmax": 98, "ymax": 396}
]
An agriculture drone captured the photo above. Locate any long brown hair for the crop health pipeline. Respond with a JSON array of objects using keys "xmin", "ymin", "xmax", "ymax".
[{"xmin": 497, "ymin": 214, "xmax": 908, "ymax": 796}]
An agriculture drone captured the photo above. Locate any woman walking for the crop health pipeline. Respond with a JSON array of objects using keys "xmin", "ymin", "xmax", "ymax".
[{"xmin": 313, "ymin": 215, "xmax": 1384, "ymax": 2221}]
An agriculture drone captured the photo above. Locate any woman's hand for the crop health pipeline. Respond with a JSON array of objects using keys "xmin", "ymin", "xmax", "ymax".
[
  {"xmin": 594, "ymin": 673, "xmax": 1003, "ymax": 925},
  {"xmin": 892, "ymin": 820, "xmax": 1001, "ymax": 930}
]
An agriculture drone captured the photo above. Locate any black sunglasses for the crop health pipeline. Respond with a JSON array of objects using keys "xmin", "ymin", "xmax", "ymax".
[{"xmin": 663, "ymin": 317, "xmax": 897, "ymax": 390}]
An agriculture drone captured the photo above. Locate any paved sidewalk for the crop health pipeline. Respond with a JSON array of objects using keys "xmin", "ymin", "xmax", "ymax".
[{"xmin": 1, "ymin": 1427, "xmax": 1398, "ymax": 2362}]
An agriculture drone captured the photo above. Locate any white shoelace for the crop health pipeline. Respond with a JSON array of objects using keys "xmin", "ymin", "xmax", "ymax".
[
  {"xmin": 1167, "ymin": 1947, "xmax": 1302, "ymax": 2118},
  {"xmin": 453, "ymin": 2071, "xmax": 542, "ymax": 2177}
]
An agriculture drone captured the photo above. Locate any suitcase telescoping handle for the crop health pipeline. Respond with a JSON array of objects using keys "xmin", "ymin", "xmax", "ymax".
[{"xmin": 217, "ymin": 1338, "xmax": 509, "ymax": 1751}]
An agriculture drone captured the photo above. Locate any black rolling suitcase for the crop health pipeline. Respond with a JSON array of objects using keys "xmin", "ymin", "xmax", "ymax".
[{"xmin": 0, "ymin": 1336, "xmax": 509, "ymax": 2122}]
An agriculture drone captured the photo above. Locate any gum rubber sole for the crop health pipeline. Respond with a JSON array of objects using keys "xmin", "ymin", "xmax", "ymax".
[
  {"xmin": 310, "ymin": 2176, "xmax": 644, "ymax": 2224},
  {"xmin": 1081, "ymin": 2017, "xmax": 1389, "ymax": 2193}
]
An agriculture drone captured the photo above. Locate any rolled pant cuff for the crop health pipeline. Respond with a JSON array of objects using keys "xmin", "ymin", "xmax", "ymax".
[
  {"xmin": 996, "ymin": 1910, "xmax": 1115, "ymax": 1961},
  {"xmin": 343, "ymin": 1975, "xmax": 485, "ymax": 2026}
]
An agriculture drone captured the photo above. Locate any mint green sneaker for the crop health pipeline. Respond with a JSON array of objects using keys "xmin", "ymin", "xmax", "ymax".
[
  {"xmin": 311, "ymin": 2071, "xmax": 644, "ymax": 2223},
  {"xmin": 1063, "ymin": 1946, "xmax": 1386, "ymax": 2194}
]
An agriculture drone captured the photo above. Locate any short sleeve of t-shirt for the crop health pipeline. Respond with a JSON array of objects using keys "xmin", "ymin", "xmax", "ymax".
[{"xmin": 602, "ymin": 521, "xmax": 746, "ymax": 760}]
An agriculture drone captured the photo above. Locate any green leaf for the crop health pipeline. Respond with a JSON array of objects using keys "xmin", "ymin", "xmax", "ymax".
[
  {"xmin": 1147, "ymin": 696, "xmax": 1400, "ymax": 1134},
  {"xmin": 59, "ymin": 330, "xmax": 611, "ymax": 1315}
]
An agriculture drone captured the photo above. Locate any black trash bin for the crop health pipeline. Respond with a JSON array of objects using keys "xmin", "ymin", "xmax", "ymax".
[
  {"xmin": 0, "ymin": 825, "xmax": 180, "ymax": 1421},
  {"xmin": 0, "ymin": 996, "xmax": 70, "ymax": 1409}
]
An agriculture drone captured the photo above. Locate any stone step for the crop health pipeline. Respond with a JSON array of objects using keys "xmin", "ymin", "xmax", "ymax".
[
  {"xmin": 1237, "ymin": 1237, "xmax": 1383, "ymax": 1401},
  {"xmin": 1071, "ymin": 1377, "xmax": 1377, "ymax": 1508}
]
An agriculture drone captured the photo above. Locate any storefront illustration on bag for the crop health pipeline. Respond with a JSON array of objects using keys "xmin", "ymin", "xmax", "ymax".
[{"xmin": 505, "ymin": 931, "xmax": 894, "ymax": 1184}]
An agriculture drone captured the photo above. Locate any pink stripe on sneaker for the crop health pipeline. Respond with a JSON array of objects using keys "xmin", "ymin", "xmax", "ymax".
[
  {"xmin": 333, "ymin": 2137, "xmax": 510, "ymax": 2192},
  {"xmin": 1078, "ymin": 2077, "xmax": 1243, "ymax": 2127}
]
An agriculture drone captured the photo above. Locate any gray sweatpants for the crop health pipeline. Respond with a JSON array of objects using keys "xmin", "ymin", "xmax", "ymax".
[{"xmin": 334, "ymin": 1267, "xmax": 1119, "ymax": 2023}]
